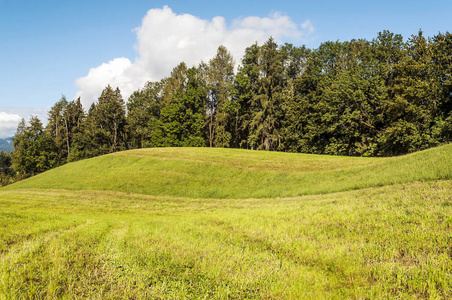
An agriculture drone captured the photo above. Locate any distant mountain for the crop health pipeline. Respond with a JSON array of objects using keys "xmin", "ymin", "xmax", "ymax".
[{"xmin": 0, "ymin": 137, "xmax": 14, "ymax": 152}]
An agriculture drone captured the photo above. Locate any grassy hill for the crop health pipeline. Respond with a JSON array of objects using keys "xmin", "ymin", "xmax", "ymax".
[
  {"xmin": 1, "ymin": 145, "xmax": 452, "ymax": 298},
  {"xmin": 5, "ymin": 144, "xmax": 452, "ymax": 198}
]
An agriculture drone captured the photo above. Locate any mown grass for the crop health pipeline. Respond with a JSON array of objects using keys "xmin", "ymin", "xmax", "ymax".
[
  {"xmin": 0, "ymin": 181, "xmax": 452, "ymax": 298},
  {"xmin": 4, "ymin": 144, "xmax": 452, "ymax": 198}
]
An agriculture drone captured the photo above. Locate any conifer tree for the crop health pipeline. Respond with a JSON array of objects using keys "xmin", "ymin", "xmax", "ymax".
[
  {"xmin": 279, "ymin": 44, "xmax": 311, "ymax": 152},
  {"xmin": 232, "ymin": 43, "xmax": 260, "ymax": 149},
  {"xmin": 0, "ymin": 151, "xmax": 14, "ymax": 186},
  {"xmin": 13, "ymin": 116, "xmax": 57, "ymax": 175},
  {"xmin": 0, "ymin": 151, "xmax": 14, "ymax": 176},
  {"xmin": 431, "ymin": 31, "xmax": 452, "ymax": 141},
  {"xmin": 206, "ymin": 45, "xmax": 235, "ymax": 147},
  {"xmin": 46, "ymin": 96, "xmax": 68, "ymax": 165},
  {"xmin": 249, "ymin": 37, "xmax": 285, "ymax": 150},
  {"xmin": 64, "ymin": 97, "xmax": 85, "ymax": 160},
  {"xmin": 127, "ymin": 81, "xmax": 163, "ymax": 148},
  {"xmin": 70, "ymin": 103, "xmax": 100, "ymax": 160},
  {"xmin": 94, "ymin": 85, "xmax": 127, "ymax": 153}
]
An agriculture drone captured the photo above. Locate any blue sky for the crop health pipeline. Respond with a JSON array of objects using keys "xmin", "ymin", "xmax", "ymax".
[{"xmin": 0, "ymin": 0, "xmax": 451, "ymax": 137}]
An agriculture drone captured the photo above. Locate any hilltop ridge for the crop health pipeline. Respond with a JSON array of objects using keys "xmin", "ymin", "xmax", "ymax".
[{"xmin": 5, "ymin": 143, "xmax": 452, "ymax": 198}]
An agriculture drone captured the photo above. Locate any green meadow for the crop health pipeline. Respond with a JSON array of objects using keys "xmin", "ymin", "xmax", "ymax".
[{"xmin": 1, "ymin": 145, "xmax": 452, "ymax": 298}]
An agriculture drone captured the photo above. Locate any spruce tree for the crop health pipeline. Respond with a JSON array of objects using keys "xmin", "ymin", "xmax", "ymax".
[
  {"xmin": 94, "ymin": 85, "xmax": 127, "ymax": 153},
  {"xmin": 127, "ymin": 81, "xmax": 163, "ymax": 148},
  {"xmin": 249, "ymin": 37, "xmax": 285, "ymax": 150},
  {"xmin": 231, "ymin": 43, "xmax": 260, "ymax": 149},
  {"xmin": 46, "ymin": 96, "xmax": 68, "ymax": 165},
  {"xmin": 13, "ymin": 116, "xmax": 57, "ymax": 175},
  {"xmin": 206, "ymin": 45, "xmax": 235, "ymax": 148}
]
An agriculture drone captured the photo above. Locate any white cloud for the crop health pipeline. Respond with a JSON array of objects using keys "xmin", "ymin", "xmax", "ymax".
[
  {"xmin": 75, "ymin": 6, "xmax": 314, "ymax": 108},
  {"xmin": 301, "ymin": 20, "xmax": 315, "ymax": 35},
  {"xmin": 0, "ymin": 112, "xmax": 21, "ymax": 138},
  {"xmin": 0, "ymin": 106, "xmax": 50, "ymax": 138},
  {"xmin": 75, "ymin": 58, "xmax": 134, "ymax": 108}
]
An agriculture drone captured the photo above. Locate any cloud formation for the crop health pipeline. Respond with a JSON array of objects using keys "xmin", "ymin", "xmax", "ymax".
[
  {"xmin": 0, "ymin": 106, "xmax": 50, "ymax": 138},
  {"xmin": 75, "ymin": 6, "xmax": 314, "ymax": 108},
  {"xmin": 0, "ymin": 112, "xmax": 21, "ymax": 138}
]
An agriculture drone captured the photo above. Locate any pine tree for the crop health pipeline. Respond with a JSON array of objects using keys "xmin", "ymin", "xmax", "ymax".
[
  {"xmin": 94, "ymin": 85, "xmax": 127, "ymax": 153},
  {"xmin": 206, "ymin": 45, "xmax": 235, "ymax": 148},
  {"xmin": 231, "ymin": 43, "xmax": 260, "ymax": 149},
  {"xmin": 13, "ymin": 116, "xmax": 57, "ymax": 175},
  {"xmin": 64, "ymin": 97, "xmax": 85, "ymax": 160},
  {"xmin": 0, "ymin": 151, "xmax": 14, "ymax": 176},
  {"xmin": 0, "ymin": 151, "xmax": 14, "ymax": 186},
  {"xmin": 249, "ymin": 37, "xmax": 285, "ymax": 150},
  {"xmin": 431, "ymin": 31, "xmax": 452, "ymax": 142},
  {"xmin": 46, "ymin": 96, "xmax": 68, "ymax": 165},
  {"xmin": 279, "ymin": 44, "xmax": 312, "ymax": 152},
  {"xmin": 70, "ymin": 103, "xmax": 101, "ymax": 160},
  {"xmin": 127, "ymin": 81, "xmax": 163, "ymax": 148}
]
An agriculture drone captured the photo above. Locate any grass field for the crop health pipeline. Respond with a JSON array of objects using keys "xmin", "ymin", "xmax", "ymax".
[
  {"xmin": 5, "ymin": 144, "xmax": 452, "ymax": 198},
  {"xmin": 1, "ymin": 145, "xmax": 452, "ymax": 298}
]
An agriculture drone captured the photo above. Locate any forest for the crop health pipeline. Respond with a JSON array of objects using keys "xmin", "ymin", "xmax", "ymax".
[{"xmin": 2, "ymin": 30, "xmax": 452, "ymax": 183}]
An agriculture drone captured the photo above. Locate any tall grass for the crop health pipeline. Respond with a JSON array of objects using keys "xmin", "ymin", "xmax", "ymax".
[{"xmin": 1, "ymin": 181, "xmax": 451, "ymax": 298}]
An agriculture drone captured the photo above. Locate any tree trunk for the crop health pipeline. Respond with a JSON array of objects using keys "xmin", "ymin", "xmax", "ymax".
[
  {"xmin": 209, "ymin": 115, "xmax": 213, "ymax": 147},
  {"xmin": 64, "ymin": 118, "xmax": 70, "ymax": 158},
  {"xmin": 113, "ymin": 123, "xmax": 118, "ymax": 152}
]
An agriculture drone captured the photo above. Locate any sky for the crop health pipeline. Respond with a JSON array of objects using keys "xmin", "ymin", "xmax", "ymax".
[{"xmin": 0, "ymin": 0, "xmax": 451, "ymax": 138}]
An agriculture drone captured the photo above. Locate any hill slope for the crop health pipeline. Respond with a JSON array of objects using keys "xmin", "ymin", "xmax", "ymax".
[
  {"xmin": 1, "ymin": 145, "xmax": 452, "ymax": 298},
  {"xmin": 5, "ymin": 144, "xmax": 452, "ymax": 198}
]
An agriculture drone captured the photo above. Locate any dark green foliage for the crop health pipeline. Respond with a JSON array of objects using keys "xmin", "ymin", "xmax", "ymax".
[
  {"xmin": 46, "ymin": 96, "xmax": 85, "ymax": 163},
  {"xmin": 248, "ymin": 38, "xmax": 285, "ymax": 151},
  {"xmin": 159, "ymin": 66, "xmax": 207, "ymax": 147},
  {"xmin": 297, "ymin": 40, "xmax": 387, "ymax": 156},
  {"xmin": 65, "ymin": 98, "xmax": 85, "ymax": 161},
  {"xmin": 12, "ymin": 117, "xmax": 58, "ymax": 175},
  {"xmin": 206, "ymin": 46, "xmax": 235, "ymax": 148},
  {"xmin": 95, "ymin": 86, "xmax": 127, "ymax": 153},
  {"xmin": 276, "ymin": 30, "xmax": 452, "ymax": 156},
  {"xmin": 231, "ymin": 43, "xmax": 260, "ymax": 149},
  {"xmin": 69, "ymin": 103, "xmax": 102, "ymax": 160},
  {"xmin": 71, "ymin": 86, "xmax": 126, "ymax": 160},
  {"xmin": 0, "ymin": 151, "xmax": 15, "ymax": 186},
  {"xmin": 0, "ymin": 151, "xmax": 14, "ymax": 176},
  {"xmin": 46, "ymin": 96, "xmax": 69, "ymax": 165},
  {"xmin": 126, "ymin": 81, "xmax": 163, "ymax": 148},
  {"xmin": 431, "ymin": 32, "xmax": 452, "ymax": 117}
]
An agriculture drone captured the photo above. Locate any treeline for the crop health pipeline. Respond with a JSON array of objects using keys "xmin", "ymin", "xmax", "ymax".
[
  {"xmin": 0, "ymin": 152, "xmax": 18, "ymax": 186},
  {"xmin": 7, "ymin": 30, "xmax": 452, "ymax": 180}
]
